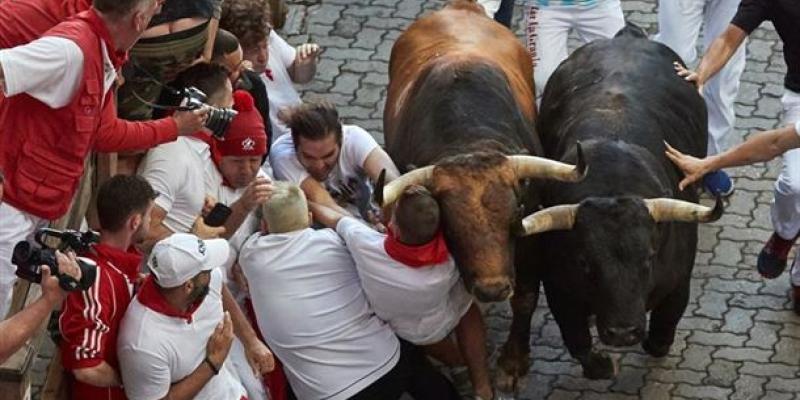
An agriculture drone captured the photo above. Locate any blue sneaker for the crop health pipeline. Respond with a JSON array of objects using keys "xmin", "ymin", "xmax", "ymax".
[{"xmin": 702, "ymin": 170, "xmax": 734, "ymax": 197}]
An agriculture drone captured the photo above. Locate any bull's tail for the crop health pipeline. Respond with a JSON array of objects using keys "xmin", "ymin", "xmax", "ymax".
[
  {"xmin": 614, "ymin": 22, "xmax": 647, "ymax": 39},
  {"xmin": 446, "ymin": 0, "xmax": 486, "ymax": 15}
]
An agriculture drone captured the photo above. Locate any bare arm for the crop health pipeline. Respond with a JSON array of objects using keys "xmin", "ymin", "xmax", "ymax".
[
  {"xmin": 676, "ymin": 24, "xmax": 748, "ymax": 91},
  {"xmin": 289, "ymin": 44, "xmax": 320, "ymax": 84},
  {"xmin": 300, "ymin": 177, "xmax": 352, "ymax": 216},
  {"xmin": 72, "ymin": 362, "xmax": 121, "ymax": 387},
  {"xmin": 158, "ymin": 362, "xmax": 215, "ymax": 400},
  {"xmin": 362, "ymin": 147, "xmax": 400, "ymax": 183},
  {"xmin": 666, "ymin": 124, "xmax": 800, "ymax": 190},
  {"xmin": 201, "ymin": 18, "xmax": 220, "ymax": 63},
  {"xmin": 221, "ymin": 286, "xmax": 274, "ymax": 375},
  {"xmin": 223, "ymin": 177, "xmax": 273, "ymax": 240},
  {"xmin": 308, "ymin": 201, "xmax": 347, "ymax": 229}
]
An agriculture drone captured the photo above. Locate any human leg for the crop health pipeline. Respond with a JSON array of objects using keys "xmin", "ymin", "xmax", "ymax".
[
  {"xmin": 455, "ymin": 303, "xmax": 491, "ymax": 400},
  {"xmin": 531, "ymin": 6, "xmax": 571, "ymax": 101},
  {"xmin": 0, "ymin": 203, "xmax": 45, "ymax": 318}
]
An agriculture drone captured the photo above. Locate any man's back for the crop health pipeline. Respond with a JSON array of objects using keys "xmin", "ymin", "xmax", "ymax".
[{"xmin": 239, "ymin": 227, "xmax": 400, "ymax": 400}]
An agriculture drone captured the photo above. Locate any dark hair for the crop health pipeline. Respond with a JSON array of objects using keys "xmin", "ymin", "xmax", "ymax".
[
  {"xmin": 285, "ymin": 101, "xmax": 343, "ymax": 147},
  {"xmin": 97, "ymin": 175, "xmax": 157, "ymax": 232},
  {"xmin": 212, "ymin": 29, "xmax": 241, "ymax": 62},
  {"xmin": 220, "ymin": 0, "xmax": 272, "ymax": 50},
  {"xmin": 168, "ymin": 62, "xmax": 230, "ymax": 104},
  {"xmin": 395, "ymin": 185, "xmax": 440, "ymax": 245},
  {"xmin": 93, "ymin": 0, "xmax": 150, "ymax": 19}
]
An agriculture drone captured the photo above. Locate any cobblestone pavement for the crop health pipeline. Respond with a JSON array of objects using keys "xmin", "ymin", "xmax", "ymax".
[{"xmin": 28, "ymin": 1, "xmax": 799, "ymax": 399}]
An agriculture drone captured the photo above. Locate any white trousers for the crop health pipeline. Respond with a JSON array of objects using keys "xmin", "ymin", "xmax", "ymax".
[
  {"xmin": 0, "ymin": 203, "xmax": 47, "ymax": 318},
  {"xmin": 655, "ymin": 0, "xmax": 747, "ymax": 156},
  {"xmin": 526, "ymin": 1, "xmax": 626, "ymax": 100},
  {"xmin": 229, "ymin": 337, "xmax": 269, "ymax": 400}
]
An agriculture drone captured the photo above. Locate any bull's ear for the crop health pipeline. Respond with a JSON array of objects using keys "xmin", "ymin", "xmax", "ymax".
[{"xmin": 373, "ymin": 169, "xmax": 387, "ymax": 206}]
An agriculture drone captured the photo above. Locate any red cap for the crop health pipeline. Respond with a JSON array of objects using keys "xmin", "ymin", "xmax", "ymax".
[{"xmin": 217, "ymin": 90, "xmax": 268, "ymax": 157}]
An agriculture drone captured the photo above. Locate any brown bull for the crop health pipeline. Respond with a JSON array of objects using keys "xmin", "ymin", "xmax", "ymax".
[{"xmin": 379, "ymin": 0, "xmax": 585, "ymax": 302}]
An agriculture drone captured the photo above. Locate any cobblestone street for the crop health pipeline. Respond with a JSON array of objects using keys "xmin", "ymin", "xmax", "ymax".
[{"xmin": 27, "ymin": 0, "xmax": 800, "ymax": 399}]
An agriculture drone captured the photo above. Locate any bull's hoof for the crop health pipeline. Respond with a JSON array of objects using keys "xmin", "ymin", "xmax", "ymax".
[
  {"xmin": 495, "ymin": 364, "xmax": 529, "ymax": 395},
  {"xmin": 642, "ymin": 338, "xmax": 671, "ymax": 358},
  {"xmin": 580, "ymin": 351, "xmax": 618, "ymax": 380},
  {"xmin": 495, "ymin": 348, "xmax": 530, "ymax": 394}
]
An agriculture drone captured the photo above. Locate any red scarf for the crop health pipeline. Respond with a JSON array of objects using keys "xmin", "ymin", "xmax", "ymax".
[
  {"xmin": 74, "ymin": 8, "xmax": 129, "ymax": 69},
  {"xmin": 191, "ymin": 133, "xmax": 236, "ymax": 187},
  {"xmin": 264, "ymin": 69, "xmax": 274, "ymax": 81},
  {"xmin": 384, "ymin": 227, "xmax": 450, "ymax": 268},
  {"xmin": 137, "ymin": 276, "xmax": 203, "ymax": 323}
]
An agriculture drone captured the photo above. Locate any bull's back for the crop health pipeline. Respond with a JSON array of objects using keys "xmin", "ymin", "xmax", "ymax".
[
  {"xmin": 538, "ymin": 32, "xmax": 707, "ymax": 163},
  {"xmin": 385, "ymin": 1, "xmax": 535, "ymax": 147}
]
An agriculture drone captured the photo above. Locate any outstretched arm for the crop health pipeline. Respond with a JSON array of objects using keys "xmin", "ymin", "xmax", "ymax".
[{"xmin": 308, "ymin": 201, "xmax": 347, "ymax": 229}]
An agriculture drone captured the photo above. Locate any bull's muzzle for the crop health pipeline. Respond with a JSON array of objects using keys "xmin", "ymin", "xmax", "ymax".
[{"xmin": 472, "ymin": 277, "xmax": 514, "ymax": 302}]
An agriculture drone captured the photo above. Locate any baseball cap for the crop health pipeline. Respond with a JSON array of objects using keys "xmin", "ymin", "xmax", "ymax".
[{"xmin": 148, "ymin": 233, "xmax": 230, "ymax": 288}]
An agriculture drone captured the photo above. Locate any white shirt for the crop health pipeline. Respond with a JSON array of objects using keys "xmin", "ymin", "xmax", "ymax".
[
  {"xmin": 0, "ymin": 36, "xmax": 117, "ymax": 108},
  {"xmin": 336, "ymin": 217, "xmax": 473, "ymax": 344},
  {"xmin": 239, "ymin": 228, "xmax": 400, "ymax": 400},
  {"xmin": 117, "ymin": 268, "xmax": 247, "ymax": 400},
  {"xmin": 270, "ymin": 125, "xmax": 379, "ymax": 212},
  {"xmin": 138, "ymin": 137, "xmax": 223, "ymax": 234},
  {"xmin": 261, "ymin": 30, "xmax": 302, "ymax": 139}
]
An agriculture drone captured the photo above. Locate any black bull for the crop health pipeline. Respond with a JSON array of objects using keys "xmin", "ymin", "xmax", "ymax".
[{"xmin": 495, "ymin": 25, "xmax": 723, "ymax": 389}]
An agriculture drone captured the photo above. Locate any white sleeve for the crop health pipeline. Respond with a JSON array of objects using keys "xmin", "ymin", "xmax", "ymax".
[
  {"xmin": 335, "ymin": 217, "xmax": 378, "ymax": 248},
  {"xmin": 118, "ymin": 346, "xmax": 172, "ymax": 400},
  {"xmin": 270, "ymin": 31, "xmax": 296, "ymax": 69},
  {"xmin": 476, "ymin": 0, "xmax": 501, "ymax": 16},
  {"xmin": 794, "ymin": 120, "xmax": 800, "ymax": 137},
  {"xmin": 269, "ymin": 136, "xmax": 311, "ymax": 185},
  {"xmin": 342, "ymin": 125, "xmax": 380, "ymax": 170},
  {"xmin": 137, "ymin": 146, "xmax": 185, "ymax": 213},
  {"xmin": 0, "ymin": 37, "xmax": 84, "ymax": 108}
]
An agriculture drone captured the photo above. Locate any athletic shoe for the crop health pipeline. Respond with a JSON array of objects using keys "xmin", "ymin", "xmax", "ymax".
[{"xmin": 757, "ymin": 232, "xmax": 797, "ymax": 279}]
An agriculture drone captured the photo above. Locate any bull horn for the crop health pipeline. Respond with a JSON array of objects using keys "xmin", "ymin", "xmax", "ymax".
[
  {"xmin": 374, "ymin": 166, "xmax": 435, "ymax": 206},
  {"xmin": 518, "ymin": 204, "xmax": 580, "ymax": 236},
  {"xmin": 509, "ymin": 142, "xmax": 587, "ymax": 182},
  {"xmin": 644, "ymin": 195, "xmax": 724, "ymax": 223}
]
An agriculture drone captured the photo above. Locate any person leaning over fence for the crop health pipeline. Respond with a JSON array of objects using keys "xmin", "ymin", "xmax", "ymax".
[
  {"xmin": 58, "ymin": 175, "xmax": 156, "ymax": 400},
  {"xmin": 0, "ymin": 0, "xmax": 209, "ymax": 319}
]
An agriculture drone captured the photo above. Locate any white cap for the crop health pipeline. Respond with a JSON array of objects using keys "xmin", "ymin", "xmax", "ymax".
[{"xmin": 148, "ymin": 233, "xmax": 229, "ymax": 288}]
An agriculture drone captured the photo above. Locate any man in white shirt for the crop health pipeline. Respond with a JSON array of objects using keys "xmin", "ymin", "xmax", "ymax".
[
  {"xmin": 269, "ymin": 101, "xmax": 400, "ymax": 222},
  {"xmin": 310, "ymin": 185, "xmax": 492, "ymax": 400},
  {"xmin": 138, "ymin": 63, "xmax": 234, "ymax": 250},
  {"xmin": 239, "ymin": 182, "xmax": 460, "ymax": 400},
  {"xmin": 118, "ymin": 233, "xmax": 254, "ymax": 400}
]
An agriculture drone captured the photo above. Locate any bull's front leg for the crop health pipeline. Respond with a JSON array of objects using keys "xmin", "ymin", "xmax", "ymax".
[
  {"xmin": 643, "ymin": 277, "xmax": 691, "ymax": 357},
  {"xmin": 546, "ymin": 287, "xmax": 617, "ymax": 380},
  {"xmin": 495, "ymin": 280, "xmax": 538, "ymax": 394}
]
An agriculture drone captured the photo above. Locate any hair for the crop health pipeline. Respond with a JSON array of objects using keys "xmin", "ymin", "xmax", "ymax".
[
  {"xmin": 212, "ymin": 29, "xmax": 241, "ymax": 62},
  {"xmin": 93, "ymin": 0, "xmax": 151, "ymax": 19},
  {"xmin": 394, "ymin": 185, "xmax": 441, "ymax": 245},
  {"xmin": 220, "ymin": 0, "xmax": 272, "ymax": 50},
  {"xmin": 167, "ymin": 62, "xmax": 231, "ymax": 104},
  {"xmin": 285, "ymin": 101, "xmax": 343, "ymax": 148},
  {"xmin": 260, "ymin": 182, "xmax": 309, "ymax": 233},
  {"xmin": 96, "ymin": 175, "xmax": 157, "ymax": 232}
]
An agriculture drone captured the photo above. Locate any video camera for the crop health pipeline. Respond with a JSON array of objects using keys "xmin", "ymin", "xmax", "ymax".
[
  {"xmin": 178, "ymin": 86, "xmax": 238, "ymax": 139},
  {"xmin": 11, "ymin": 228, "xmax": 98, "ymax": 292}
]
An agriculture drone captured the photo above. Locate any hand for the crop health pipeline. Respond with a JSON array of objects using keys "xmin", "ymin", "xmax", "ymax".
[
  {"xmin": 202, "ymin": 195, "xmax": 217, "ymax": 217},
  {"xmin": 192, "ymin": 216, "xmax": 226, "ymax": 239},
  {"xmin": 294, "ymin": 43, "xmax": 320, "ymax": 66},
  {"xmin": 244, "ymin": 339, "xmax": 275, "ymax": 376},
  {"xmin": 235, "ymin": 177, "xmax": 274, "ymax": 212},
  {"xmin": 664, "ymin": 141, "xmax": 713, "ymax": 190},
  {"xmin": 673, "ymin": 61, "xmax": 704, "ymax": 93},
  {"xmin": 241, "ymin": 60, "xmax": 254, "ymax": 72},
  {"xmin": 173, "ymin": 106, "xmax": 210, "ymax": 136},
  {"xmin": 206, "ymin": 312, "xmax": 235, "ymax": 367},
  {"xmin": 41, "ymin": 251, "xmax": 81, "ymax": 304}
]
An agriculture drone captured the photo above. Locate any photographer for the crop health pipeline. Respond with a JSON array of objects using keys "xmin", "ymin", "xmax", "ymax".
[
  {"xmin": 58, "ymin": 175, "xmax": 155, "ymax": 399},
  {"xmin": 0, "ymin": 251, "xmax": 81, "ymax": 363},
  {"xmin": 0, "ymin": 0, "xmax": 210, "ymax": 318}
]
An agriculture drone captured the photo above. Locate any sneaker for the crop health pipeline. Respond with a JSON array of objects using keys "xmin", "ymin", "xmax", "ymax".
[
  {"xmin": 702, "ymin": 170, "xmax": 735, "ymax": 197},
  {"xmin": 757, "ymin": 232, "xmax": 798, "ymax": 279}
]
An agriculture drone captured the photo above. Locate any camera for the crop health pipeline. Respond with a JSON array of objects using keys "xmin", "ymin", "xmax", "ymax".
[
  {"xmin": 11, "ymin": 229, "xmax": 98, "ymax": 292},
  {"xmin": 180, "ymin": 86, "xmax": 238, "ymax": 139}
]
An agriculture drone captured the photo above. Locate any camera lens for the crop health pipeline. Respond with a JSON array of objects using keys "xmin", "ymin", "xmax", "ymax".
[{"xmin": 11, "ymin": 241, "xmax": 34, "ymax": 266}]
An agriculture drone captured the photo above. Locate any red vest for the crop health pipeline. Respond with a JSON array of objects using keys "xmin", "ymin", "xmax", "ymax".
[
  {"xmin": 0, "ymin": 0, "xmax": 91, "ymax": 48},
  {"xmin": 0, "ymin": 11, "xmax": 178, "ymax": 220}
]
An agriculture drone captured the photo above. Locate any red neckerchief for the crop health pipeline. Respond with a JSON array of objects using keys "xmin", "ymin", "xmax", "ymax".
[
  {"xmin": 384, "ymin": 227, "xmax": 450, "ymax": 268},
  {"xmin": 73, "ymin": 8, "xmax": 128, "ymax": 69},
  {"xmin": 264, "ymin": 69, "xmax": 274, "ymax": 81},
  {"xmin": 90, "ymin": 243, "xmax": 142, "ymax": 284},
  {"xmin": 137, "ymin": 276, "xmax": 203, "ymax": 323},
  {"xmin": 191, "ymin": 133, "xmax": 234, "ymax": 187}
]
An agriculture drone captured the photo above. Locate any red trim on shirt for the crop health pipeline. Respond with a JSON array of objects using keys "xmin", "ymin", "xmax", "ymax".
[
  {"xmin": 137, "ymin": 276, "xmax": 203, "ymax": 323},
  {"xmin": 383, "ymin": 227, "xmax": 450, "ymax": 268}
]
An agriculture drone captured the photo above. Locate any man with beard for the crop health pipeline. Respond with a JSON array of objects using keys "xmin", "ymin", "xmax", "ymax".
[
  {"xmin": 58, "ymin": 175, "xmax": 157, "ymax": 400},
  {"xmin": 117, "ymin": 233, "xmax": 264, "ymax": 400}
]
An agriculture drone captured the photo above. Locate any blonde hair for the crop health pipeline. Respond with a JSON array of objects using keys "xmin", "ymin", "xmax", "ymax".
[{"xmin": 260, "ymin": 182, "xmax": 309, "ymax": 233}]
